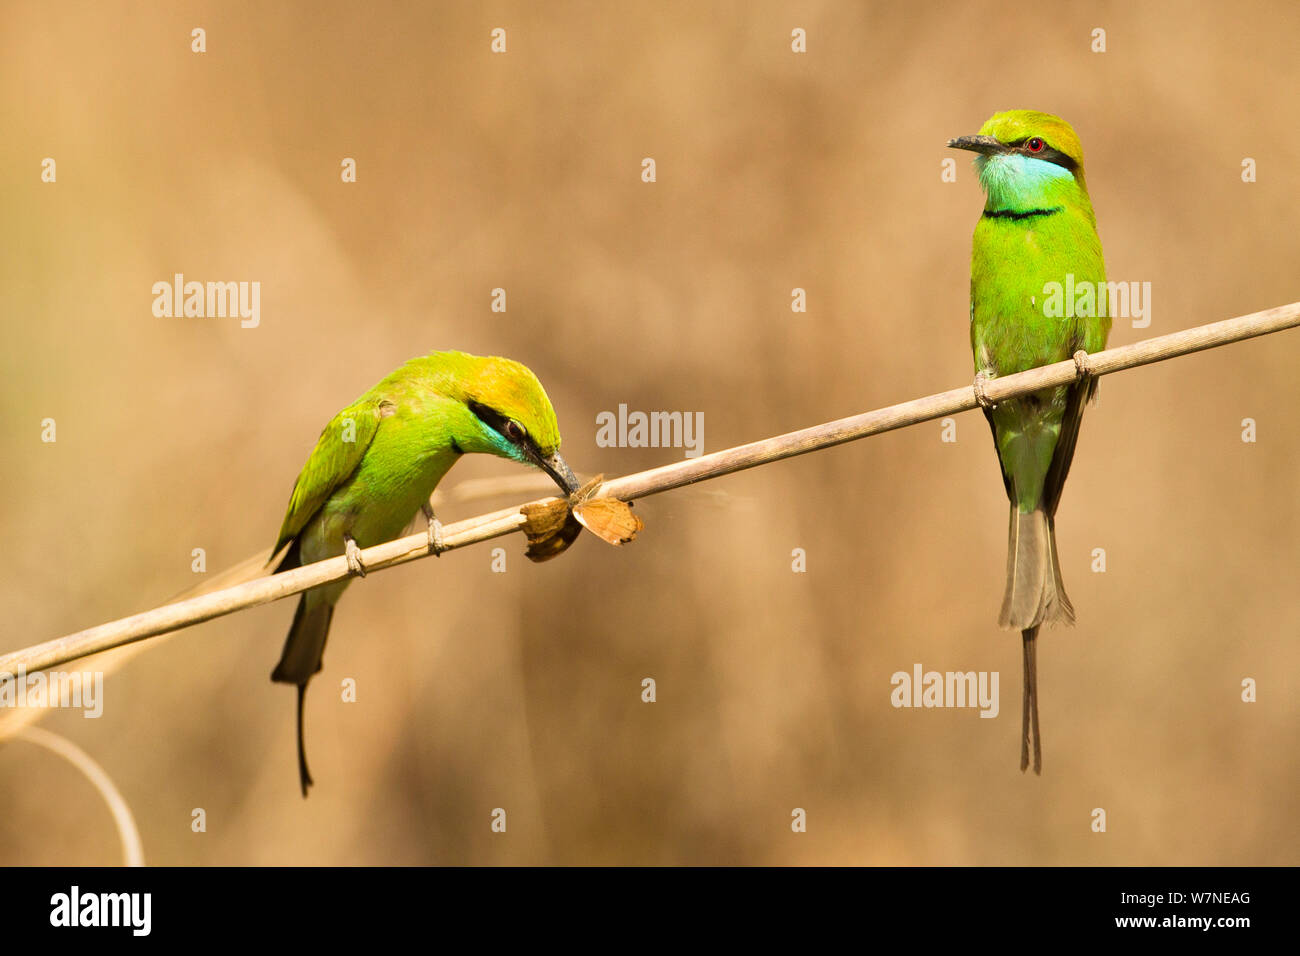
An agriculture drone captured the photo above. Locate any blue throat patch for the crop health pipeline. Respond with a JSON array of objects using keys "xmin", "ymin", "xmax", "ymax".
[{"xmin": 975, "ymin": 153, "xmax": 1075, "ymax": 215}]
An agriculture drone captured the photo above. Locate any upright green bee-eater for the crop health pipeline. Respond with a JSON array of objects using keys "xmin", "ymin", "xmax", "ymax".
[
  {"xmin": 269, "ymin": 350, "xmax": 580, "ymax": 795},
  {"xmin": 949, "ymin": 110, "xmax": 1109, "ymax": 774}
]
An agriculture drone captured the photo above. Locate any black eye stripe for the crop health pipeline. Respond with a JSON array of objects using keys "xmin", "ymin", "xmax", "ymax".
[
  {"xmin": 1004, "ymin": 137, "xmax": 1078, "ymax": 172},
  {"xmin": 469, "ymin": 400, "xmax": 528, "ymax": 444}
]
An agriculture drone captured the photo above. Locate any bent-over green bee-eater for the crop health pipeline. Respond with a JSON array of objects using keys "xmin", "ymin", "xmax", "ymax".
[
  {"xmin": 949, "ymin": 110, "xmax": 1109, "ymax": 773},
  {"xmin": 269, "ymin": 350, "xmax": 579, "ymax": 795}
]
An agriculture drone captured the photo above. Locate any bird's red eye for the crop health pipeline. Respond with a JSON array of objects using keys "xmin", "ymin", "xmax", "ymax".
[
  {"xmin": 505, "ymin": 420, "xmax": 525, "ymax": 442},
  {"xmin": 1026, "ymin": 137, "xmax": 1045, "ymax": 153}
]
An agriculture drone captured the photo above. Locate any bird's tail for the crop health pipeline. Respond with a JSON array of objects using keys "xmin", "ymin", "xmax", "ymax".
[
  {"xmin": 271, "ymin": 594, "xmax": 334, "ymax": 797},
  {"xmin": 1000, "ymin": 507, "xmax": 1073, "ymax": 776},
  {"xmin": 998, "ymin": 506, "xmax": 1075, "ymax": 630},
  {"xmin": 1020, "ymin": 627, "xmax": 1041, "ymax": 775}
]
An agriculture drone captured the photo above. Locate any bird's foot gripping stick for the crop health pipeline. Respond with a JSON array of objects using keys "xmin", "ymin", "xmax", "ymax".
[
  {"xmin": 421, "ymin": 502, "xmax": 446, "ymax": 556},
  {"xmin": 973, "ymin": 370, "xmax": 996, "ymax": 409},
  {"xmin": 344, "ymin": 534, "xmax": 366, "ymax": 577},
  {"xmin": 1073, "ymin": 349, "xmax": 1092, "ymax": 380}
]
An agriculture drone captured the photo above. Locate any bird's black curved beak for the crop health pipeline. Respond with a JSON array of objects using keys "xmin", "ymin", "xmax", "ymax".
[
  {"xmin": 535, "ymin": 449, "xmax": 580, "ymax": 495},
  {"xmin": 947, "ymin": 135, "xmax": 1007, "ymax": 155}
]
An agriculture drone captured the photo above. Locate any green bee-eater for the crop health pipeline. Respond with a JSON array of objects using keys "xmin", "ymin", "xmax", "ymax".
[
  {"xmin": 269, "ymin": 350, "xmax": 580, "ymax": 795},
  {"xmin": 949, "ymin": 110, "xmax": 1109, "ymax": 773}
]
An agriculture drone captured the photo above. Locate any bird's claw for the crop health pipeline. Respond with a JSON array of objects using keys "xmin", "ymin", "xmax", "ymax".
[
  {"xmin": 1072, "ymin": 349, "xmax": 1091, "ymax": 380},
  {"xmin": 344, "ymin": 536, "xmax": 366, "ymax": 577},
  {"xmin": 422, "ymin": 503, "xmax": 445, "ymax": 556},
  {"xmin": 973, "ymin": 370, "xmax": 996, "ymax": 409}
]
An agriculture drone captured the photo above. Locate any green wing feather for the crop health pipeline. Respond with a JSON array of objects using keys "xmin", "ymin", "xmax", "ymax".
[{"xmin": 271, "ymin": 398, "xmax": 390, "ymax": 556}]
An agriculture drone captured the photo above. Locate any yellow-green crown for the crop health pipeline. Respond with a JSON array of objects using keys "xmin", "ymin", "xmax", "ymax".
[
  {"xmin": 429, "ymin": 350, "xmax": 563, "ymax": 453},
  {"xmin": 979, "ymin": 109, "xmax": 1086, "ymax": 170}
]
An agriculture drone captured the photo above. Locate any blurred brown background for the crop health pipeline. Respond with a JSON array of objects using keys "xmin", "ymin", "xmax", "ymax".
[{"xmin": 2, "ymin": 0, "xmax": 1297, "ymax": 865}]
